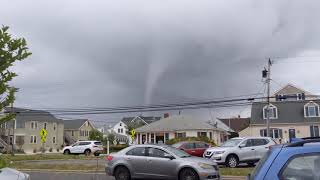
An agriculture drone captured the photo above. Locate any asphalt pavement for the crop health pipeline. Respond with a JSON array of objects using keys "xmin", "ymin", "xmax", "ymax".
[{"xmin": 27, "ymin": 171, "xmax": 245, "ymax": 180}]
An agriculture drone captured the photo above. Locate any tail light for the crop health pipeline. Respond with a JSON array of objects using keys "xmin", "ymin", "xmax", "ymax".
[{"xmin": 106, "ymin": 155, "xmax": 113, "ymax": 161}]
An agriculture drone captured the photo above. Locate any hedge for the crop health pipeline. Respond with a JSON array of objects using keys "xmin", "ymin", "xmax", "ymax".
[
  {"xmin": 165, "ymin": 136, "xmax": 217, "ymax": 146},
  {"xmin": 103, "ymin": 144, "xmax": 128, "ymax": 153}
]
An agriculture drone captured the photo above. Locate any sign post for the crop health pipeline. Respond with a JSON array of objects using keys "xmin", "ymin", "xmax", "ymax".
[{"xmin": 39, "ymin": 128, "xmax": 48, "ymax": 153}]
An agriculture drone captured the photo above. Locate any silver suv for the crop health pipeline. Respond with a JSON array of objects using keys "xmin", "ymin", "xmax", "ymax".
[
  {"xmin": 106, "ymin": 144, "xmax": 220, "ymax": 180},
  {"xmin": 204, "ymin": 137, "xmax": 276, "ymax": 168}
]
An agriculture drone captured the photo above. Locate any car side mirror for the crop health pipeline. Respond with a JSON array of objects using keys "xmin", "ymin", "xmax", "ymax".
[
  {"xmin": 239, "ymin": 144, "xmax": 245, "ymax": 149},
  {"xmin": 164, "ymin": 153, "xmax": 175, "ymax": 160}
]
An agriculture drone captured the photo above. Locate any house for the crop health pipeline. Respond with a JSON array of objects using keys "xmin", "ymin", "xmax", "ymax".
[
  {"xmin": 98, "ymin": 116, "xmax": 161, "ymax": 144},
  {"xmin": 239, "ymin": 84, "xmax": 320, "ymax": 143},
  {"xmin": 219, "ymin": 117, "xmax": 250, "ymax": 133},
  {"xmin": 63, "ymin": 119, "xmax": 94, "ymax": 145},
  {"xmin": 135, "ymin": 115, "xmax": 229, "ymax": 145},
  {"xmin": 0, "ymin": 107, "xmax": 64, "ymax": 153}
]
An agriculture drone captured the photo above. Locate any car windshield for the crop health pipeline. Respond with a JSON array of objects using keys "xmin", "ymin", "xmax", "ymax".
[
  {"xmin": 164, "ymin": 146, "xmax": 191, "ymax": 158},
  {"xmin": 221, "ymin": 139, "xmax": 243, "ymax": 147},
  {"xmin": 171, "ymin": 142, "xmax": 184, "ymax": 148}
]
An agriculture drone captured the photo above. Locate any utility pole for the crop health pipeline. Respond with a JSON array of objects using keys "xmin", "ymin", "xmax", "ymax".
[
  {"xmin": 266, "ymin": 58, "xmax": 272, "ymax": 137},
  {"xmin": 11, "ymin": 102, "xmax": 15, "ymax": 156}
]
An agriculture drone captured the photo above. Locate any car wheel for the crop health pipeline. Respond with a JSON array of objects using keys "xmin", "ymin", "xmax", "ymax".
[
  {"xmin": 114, "ymin": 166, "xmax": 131, "ymax": 180},
  {"xmin": 179, "ymin": 168, "xmax": 199, "ymax": 180},
  {"xmin": 226, "ymin": 155, "xmax": 239, "ymax": 168},
  {"xmin": 63, "ymin": 149, "xmax": 70, "ymax": 155},
  {"xmin": 84, "ymin": 149, "xmax": 91, "ymax": 156}
]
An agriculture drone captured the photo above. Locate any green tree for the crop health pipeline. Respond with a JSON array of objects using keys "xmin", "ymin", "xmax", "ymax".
[
  {"xmin": 89, "ymin": 129, "xmax": 103, "ymax": 141},
  {"xmin": 0, "ymin": 26, "xmax": 31, "ymax": 124}
]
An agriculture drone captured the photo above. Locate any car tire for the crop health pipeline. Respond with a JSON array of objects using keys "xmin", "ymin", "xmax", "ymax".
[
  {"xmin": 179, "ymin": 168, "xmax": 199, "ymax": 180},
  {"xmin": 226, "ymin": 155, "xmax": 239, "ymax": 168},
  {"xmin": 114, "ymin": 166, "xmax": 131, "ymax": 180},
  {"xmin": 63, "ymin": 149, "xmax": 70, "ymax": 155},
  {"xmin": 84, "ymin": 149, "xmax": 91, "ymax": 156}
]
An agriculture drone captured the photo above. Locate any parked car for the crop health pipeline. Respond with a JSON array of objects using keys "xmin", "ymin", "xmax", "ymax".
[
  {"xmin": 63, "ymin": 141, "xmax": 103, "ymax": 156},
  {"xmin": 248, "ymin": 139, "xmax": 320, "ymax": 180},
  {"xmin": 172, "ymin": 141, "xmax": 211, "ymax": 157},
  {"xmin": 0, "ymin": 168, "xmax": 30, "ymax": 180},
  {"xmin": 204, "ymin": 137, "xmax": 276, "ymax": 168},
  {"xmin": 106, "ymin": 144, "xmax": 220, "ymax": 180}
]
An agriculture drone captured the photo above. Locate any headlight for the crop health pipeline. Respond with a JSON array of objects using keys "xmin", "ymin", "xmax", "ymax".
[
  {"xmin": 198, "ymin": 163, "xmax": 214, "ymax": 170},
  {"xmin": 214, "ymin": 151, "xmax": 225, "ymax": 155}
]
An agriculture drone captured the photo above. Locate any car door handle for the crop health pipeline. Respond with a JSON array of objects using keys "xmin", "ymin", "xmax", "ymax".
[
  {"xmin": 147, "ymin": 159, "xmax": 152, "ymax": 163},
  {"xmin": 251, "ymin": 149, "xmax": 255, "ymax": 150}
]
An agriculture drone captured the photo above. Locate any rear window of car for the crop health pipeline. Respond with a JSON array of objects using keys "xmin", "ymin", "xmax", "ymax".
[
  {"xmin": 94, "ymin": 142, "xmax": 102, "ymax": 145},
  {"xmin": 195, "ymin": 142, "xmax": 207, "ymax": 148},
  {"xmin": 250, "ymin": 150, "xmax": 273, "ymax": 179}
]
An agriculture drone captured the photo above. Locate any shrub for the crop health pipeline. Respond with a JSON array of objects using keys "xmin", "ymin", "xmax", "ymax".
[
  {"xmin": 33, "ymin": 148, "xmax": 37, "ymax": 153},
  {"xmin": 166, "ymin": 136, "xmax": 217, "ymax": 146},
  {"xmin": 56, "ymin": 148, "xmax": 60, "ymax": 152},
  {"xmin": 49, "ymin": 148, "xmax": 53, "ymax": 152},
  {"xmin": 15, "ymin": 149, "xmax": 25, "ymax": 154},
  {"xmin": 39, "ymin": 147, "xmax": 45, "ymax": 153},
  {"xmin": 0, "ymin": 157, "xmax": 7, "ymax": 168},
  {"xmin": 103, "ymin": 144, "xmax": 128, "ymax": 153}
]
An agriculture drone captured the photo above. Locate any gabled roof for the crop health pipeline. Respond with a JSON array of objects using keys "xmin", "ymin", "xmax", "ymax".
[
  {"xmin": 219, "ymin": 118, "xmax": 250, "ymax": 132},
  {"xmin": 251, "ymin": 100, "xmax": 320, "ymax": 124},
  {"xmin": 64, "ymin": 119, "xmax": 90, "ymax": 130},
  {"xmin": 273, "ymin": 83, "xmax": 314, "ymax": 96},
  {"xmin": 136, "ymin": 115, "xmax": 223, "ymax": 133},
  {"xmin": 121, "ymin": 116, "xmax": 161, "ymax": 126}
]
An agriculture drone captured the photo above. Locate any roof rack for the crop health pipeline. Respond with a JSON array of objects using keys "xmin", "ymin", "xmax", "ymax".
[{"xmin": 287, "ymin": 139, "xmax": 320, "ymax": 147}]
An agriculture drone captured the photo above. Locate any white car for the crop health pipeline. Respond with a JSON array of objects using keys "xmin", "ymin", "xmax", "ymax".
[
  {"xmin": 63, "ymin": 141, "xmax": 103, "ymax": 156},
  {"xmin": 0, "ymin": 168, "xmax": 30, "ymax": 180},
  {"xmin": 204, "ymin": 137, "xmax": 276, "ymax": 168}
]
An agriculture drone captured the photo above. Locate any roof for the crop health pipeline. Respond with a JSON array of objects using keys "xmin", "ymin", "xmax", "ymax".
[
  {"xmin": 273, "ymin": 83, "xmax": 314, "ymax": 96},
  {"xmin": 251, "ymin": 100, "xmax": 320, "ymax": 124},
  {"xmin": 4, "ymin": 107, "xmax": 62, "ymax": 123},
  {"xmin": 121, "ymin": 116, "xmax": 161, "ymax": 126},
  {"xmin": 135, "ymin": 115, "xmax": 223, "ymax": 133},
  {"xmin": 219, "ymin": 118, "xmax": 250, "ymax": 132},
  {"xmin": 64, "ymin": 119, "xmax": 89, "ymax": 130}
]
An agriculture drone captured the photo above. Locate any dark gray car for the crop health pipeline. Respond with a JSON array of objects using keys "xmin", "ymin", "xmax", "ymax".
[{"xmin": 106, "ymin": 144, "xmax": 220, "ymax": 180}]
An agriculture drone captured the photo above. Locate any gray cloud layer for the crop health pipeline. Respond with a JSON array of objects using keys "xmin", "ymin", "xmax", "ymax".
[{"xmin": 1, "ymin": 0, "xmax": 320, "ymax": 121}]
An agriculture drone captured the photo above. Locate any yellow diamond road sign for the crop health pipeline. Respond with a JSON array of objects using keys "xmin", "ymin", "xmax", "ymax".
[
  {"xmin": 39, "ymin": 128, "xmax": 48, "ymax": 143},
  {"xmin": 131, "ymin": 129, "xmax": 136, "ymax": 139}
]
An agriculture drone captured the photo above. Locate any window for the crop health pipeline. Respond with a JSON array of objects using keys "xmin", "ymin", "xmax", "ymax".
[
  {"xmin": 151, "ymin": 134, "xmax": 155, "ymax": 144},
  {"xmin": 305, "ymin": 102, "xmax": 320, "ymax": 117},
  {"xmin": 120, "ymin": 123, "xmax": 122, "ymax": 126},
  {"xmin": 126, "ymin": 147, "xmax": 146, "ymax": 156},
  {"xmin": 79, "ymin": 142, "xmax": 91, "ymax": 146},
  {"xmin": 183, "ymin": 143, "xmax": 195, "ymax": 149},
  {"xmin": 30, "ymin": 135, "xmax": 37, "ymax": 144},
  {"xmin": 263, "ymin": 104, "xmax": 278, "ymax": 119},
  {"xmin": 118, "ymin": 129, "xmax": 120, "ymax": 133},
  {"xmin": 147, "ymin": 148, "xmax": 168, "ymax": 158},
  {"xmin": 310, "ymin": 125, "xmax": 320, "ymax": 137},
  {"xmin": 260, "ymin": 129, "xmax": 283, "ymax": 139},
  {"xmin": 71, "ymin": 131, "xmax": 74, "ymax": 136},
  {"xmin": 197, "ymin": 132, "xmax": 207, "ymax": 137},
  {"xmin": 165, "ymin": 133, "xmax": 169, "ymax": 141},
  {"xmin": 209, "ymin": 132, "xmax": 212, "ymax": 140},
  {"xmin": 30, "ymin": 121, "xmax": 38, "ymax": 129},
  {"xmin": 280, "ymin": 154, "xmax": 320, "ymax": 179},
  {"xmin": 44, "ymin": 122, "xmax": 47, "ymax": 130},
  {"xmin": 253, "ymin": 139, "xmax": 268, "ymax": 146},
  {"xmin": 53, "ymin": 123, "xmax": 56, "ymax": 131},
  {"xmin": 176, "ymin": 132, "xmax": 186, "ymax": 138},
  {"xmin": 121, "ymin": 129, "xmax": 123, "ymax": 133},
  {"xmin": 195, "ymin": 142, "xmax": 207, "ymax": 148},
  {"xmin": 52, "ymin": 137, "xmax": 56, "ymax": 144},
  {"xmin": 94, "ymin": 142, "xmax": 102, "ymax": 145},
  {"xmin": 244, "ymin": 139, "xmax": 254, "ymax": 147}
]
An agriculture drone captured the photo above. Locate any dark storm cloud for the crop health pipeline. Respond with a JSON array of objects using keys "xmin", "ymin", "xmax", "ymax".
[{"xmin": 1, "ymin": 0, "xmax": 320, "ymax": 120}]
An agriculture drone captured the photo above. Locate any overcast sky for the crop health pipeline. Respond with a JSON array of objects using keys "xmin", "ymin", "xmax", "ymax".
[{"xmin": 1, "ymin": 0, "xmax": 320, "ymax": 124}]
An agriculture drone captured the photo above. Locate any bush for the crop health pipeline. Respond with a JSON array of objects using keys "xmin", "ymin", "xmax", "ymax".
[
  {"xmin": 103, "ymin": 144, "xmax": 128, "ymax": 153},
  {"xmin": 40, "ymin": 147, "xmax": 46, "ymax": 153},
  {"xmin": 33, "ymin": 148, "xmax": 37, "ymax": 153},
  {"xmin": 56, "ymin": 148, "xmax": 60, "ymax": 152},
  {"xmin": 0, "ymin": 157, "xmax": 7, "ymax": 168},
  {"xmin": 165, "ymin": 136, "xmax": 217, "ymax": 146},
  {"xmin": 15, "ymin": 149, "xmax": 25, "ymax": 154},
  {"xmin": 49, "ymin": 148, "xmax": 53, "ymax": 152}
]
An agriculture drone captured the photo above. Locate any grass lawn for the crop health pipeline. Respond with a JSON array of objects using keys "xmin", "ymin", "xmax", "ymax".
[
  {"xmin": 1, "ymin": 154, "xmax": 104, "ymax": 162},
  {"xmin": 220, "ymin": 167, "xmax": 254, "ymax": 176},
  {"xmin": 0, "ymin": 157, "xmax": 6, "ymax": 169},
  {"xmin": 11, "ymin": 162, "xmax": 105, "ymax": 171}
]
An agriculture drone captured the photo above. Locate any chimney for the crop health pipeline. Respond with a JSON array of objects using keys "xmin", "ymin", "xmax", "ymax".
[{"xmin": 164, "ymin": 113, "xmax": 169, "ymax": 118}]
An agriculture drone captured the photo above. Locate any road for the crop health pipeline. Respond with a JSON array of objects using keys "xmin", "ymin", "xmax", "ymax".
[{"xmin": 27, "ymin": 171, "xmax": 245, "ymax": 180}]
